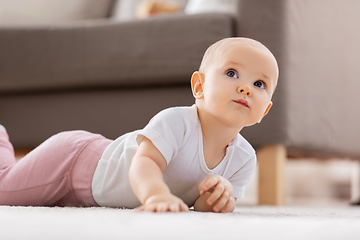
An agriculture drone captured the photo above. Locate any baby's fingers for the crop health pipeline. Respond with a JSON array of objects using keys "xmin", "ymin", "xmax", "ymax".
[
  {"xmin": 220, "ymin": 196, "xmax": 236, "ymax": 213},
  {"xmin": 136, "ymin": 203, "xmax": 189, "ymax": 213},
  {"xmin": 180, "ymin": 202, "xmax": 190, "ymax": 212},
  {"xmin": 169, "ymin": 202, "xmax": 189, "ymax": 212},
  {"xmin": 134, "ymin": 205, "xmax": 145, "ymax": 211},
  {"xmin": 169, "ymin": 204, "xmax": 180, "ymax": 212},
  {"xmin": 212, "ymin": 191, "xmax": 230, "ymax": 212},
  {"xmin": 199, "ymin": 176, "xmax": 220, "ymax": 195},
  {"xmin": 156, "ymin": 203, "xmax": 170, "ymax": 212},
  {"xmin": 157, "ymin": 201, "xmax": 189, "ymax": 212},
  {"xmin": 135, "ymin": 204, "xmax": 157, "ymax": 212},
  {"xmin": 206, "ymin": 182, "xmax": 225, "ymax": 205}
]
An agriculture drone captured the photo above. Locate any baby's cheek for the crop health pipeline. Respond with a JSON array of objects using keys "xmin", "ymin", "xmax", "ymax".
[
  {"xmin": 256, "ymin": 104, "xmax": 270, "ymax": 120},
  {"xmin": 248, "ymin": 107, "xmax": 266, "ymax": 125}
]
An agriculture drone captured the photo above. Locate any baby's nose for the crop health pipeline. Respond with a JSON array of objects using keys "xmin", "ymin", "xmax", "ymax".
[{"xmin": 237, "ymin": 85, "xmax": 251, "ymax": 96}]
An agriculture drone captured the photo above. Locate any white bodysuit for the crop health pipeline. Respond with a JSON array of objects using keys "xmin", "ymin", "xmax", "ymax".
[{"xmin": 91, "ymin": 105, "xmax": 256, "ymax": 208}]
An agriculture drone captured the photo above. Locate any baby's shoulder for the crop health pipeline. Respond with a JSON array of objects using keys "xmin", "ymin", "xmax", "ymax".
[{"xmin": 153, "ymin": 105, "xmax": 198, "ymax": 125}]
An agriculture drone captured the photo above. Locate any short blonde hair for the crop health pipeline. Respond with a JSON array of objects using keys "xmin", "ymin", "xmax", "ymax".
[{"xmin": 198, "ymin": 37, "xmax": 271, "ymax": 74}]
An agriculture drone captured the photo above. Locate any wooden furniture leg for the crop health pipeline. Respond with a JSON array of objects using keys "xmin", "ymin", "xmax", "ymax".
[
  {"xmin": 257, "ymin": 145, "xmax": 286, "ymax": 205},
  {"xmin": 351, "ymin": 160, "xmax": 360, "ymax": 205}
]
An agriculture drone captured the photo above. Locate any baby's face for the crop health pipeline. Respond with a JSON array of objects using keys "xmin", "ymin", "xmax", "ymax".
[{"xmin": 199, "ymin": 39, "xmax": 278, "ymax": 128}]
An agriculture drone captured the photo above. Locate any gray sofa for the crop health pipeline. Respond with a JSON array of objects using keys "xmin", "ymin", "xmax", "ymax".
[
  {"xmin": 1, "ymin": 0, "xmax": 360, "ymax": 205},
  {"xmin": 0, "ymin": 9, "xmax": 232, "ymax": 147}
]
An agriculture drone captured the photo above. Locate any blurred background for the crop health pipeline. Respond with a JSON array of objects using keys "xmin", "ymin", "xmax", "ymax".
[
  {"xmin": 2, "ymin": 0, "xmax": 360, "ymax": 206},
  {"xmin": 242, "ymin": 158, "xmax": 356, "ymax": 206}
]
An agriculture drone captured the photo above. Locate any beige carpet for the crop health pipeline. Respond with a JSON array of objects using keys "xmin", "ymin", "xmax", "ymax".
[{"xmin": 1, "ymin": 204, "xmax": 359, "ymax": 240}]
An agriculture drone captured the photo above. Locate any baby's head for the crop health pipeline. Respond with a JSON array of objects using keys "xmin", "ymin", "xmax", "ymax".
[{"xmin": 191, "ymin": 37, "xmax": 279, "ymax": 127}]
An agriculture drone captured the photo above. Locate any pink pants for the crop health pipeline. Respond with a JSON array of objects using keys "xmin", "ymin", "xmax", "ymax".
[{"xmin": 0, "ymin": 130, "xmax": 112, "ymax": 207}]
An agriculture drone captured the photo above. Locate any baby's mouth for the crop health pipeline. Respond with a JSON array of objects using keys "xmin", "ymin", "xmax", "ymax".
[{"xmin": 234, "ymin": 99, "xmax": 249, "ymax": 108}]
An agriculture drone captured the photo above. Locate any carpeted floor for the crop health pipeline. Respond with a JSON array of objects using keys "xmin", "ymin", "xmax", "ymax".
[{"xmin": 1, "ymin": 204, "xmax": 359, "ymax": 240}]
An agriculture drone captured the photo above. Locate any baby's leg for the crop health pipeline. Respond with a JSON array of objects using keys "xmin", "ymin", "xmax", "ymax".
[
  {"xmin": 0, "ymin": 131, "xmax": 109, "ymax": 207},
  {"xmin": 0, "ymin": 132, "xmax": 16, "ymax": 170}
]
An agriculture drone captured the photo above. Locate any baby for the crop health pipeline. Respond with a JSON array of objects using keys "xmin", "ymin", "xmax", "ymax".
[{"xmin": 0, "ymin": 37, "xmax": 278, "ymax": 213}]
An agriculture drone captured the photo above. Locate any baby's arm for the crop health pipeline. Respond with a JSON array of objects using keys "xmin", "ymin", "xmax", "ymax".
[
  {"xmin": 129, "ymin": 137, "xmax": 189, "ymax": 212},
  {"xmin": 194, "ymin": 175, "xmax": 236, "ymax": 213}
]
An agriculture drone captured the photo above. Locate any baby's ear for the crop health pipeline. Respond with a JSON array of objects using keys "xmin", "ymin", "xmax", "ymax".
[
  {"xmin": 258, "ymin": 101, "xmax": 273, "ymax": 124},
  {"xmin": 263, "ymin": 101, "xmax": 273, "ymax": 117},
  {"xmin": 191, "ymin": 71, "xmax": 205, "ymax": 99}
]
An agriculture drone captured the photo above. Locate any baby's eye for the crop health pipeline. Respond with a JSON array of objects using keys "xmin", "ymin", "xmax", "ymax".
[
  {"xmin": 254, "ymin": 80, "xmax": 266, "ymax": 89},
  {"xmin": 226, "ymin": 70, "xmax": 238, "ymax": 78}
]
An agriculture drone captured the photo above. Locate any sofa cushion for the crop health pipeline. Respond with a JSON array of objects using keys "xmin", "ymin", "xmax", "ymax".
[
  {"xmin": 0, "ymin": 13, "xmax": 233, "ymax": 93},
  {"xmin": 0, "ymin": 0, "xmax": 114, "ymax": 25}
]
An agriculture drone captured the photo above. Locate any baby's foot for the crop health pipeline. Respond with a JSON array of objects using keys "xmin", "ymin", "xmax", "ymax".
[{"xmin": 0, "ymin": 125, "xmax": 7, "ymax": 133}]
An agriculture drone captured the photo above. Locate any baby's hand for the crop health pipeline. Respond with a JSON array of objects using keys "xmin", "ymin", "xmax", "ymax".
[
  {"xmin": 198, "ymin": 175, "xmax": 236, "ymax": 213},
  {"xmin": 135, "ymin": 193, "xmax": 189, "ymax": 212}
]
